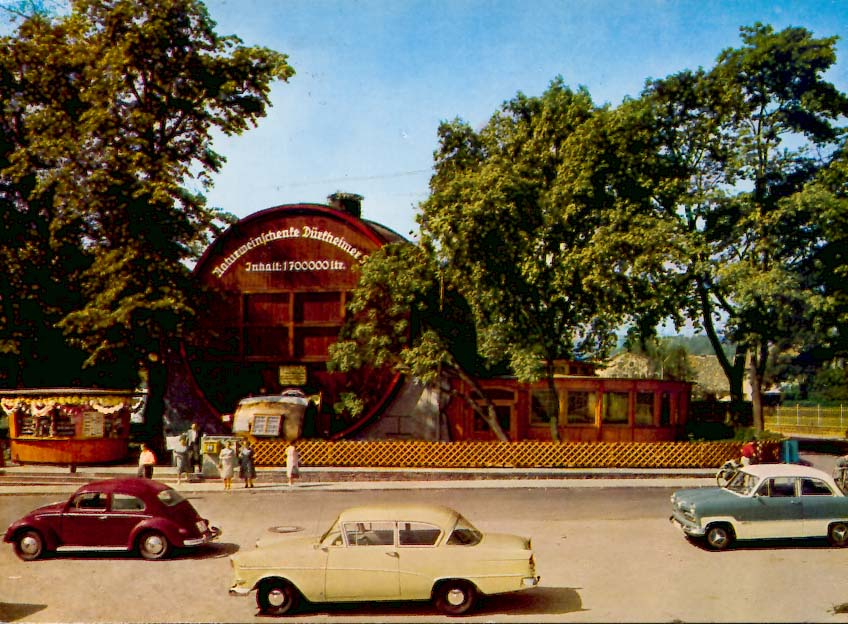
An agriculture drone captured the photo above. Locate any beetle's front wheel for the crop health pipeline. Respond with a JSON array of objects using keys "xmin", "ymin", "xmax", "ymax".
[{"xmin": 138, "ymin": 530, "xmax": 170, "ymax": 560}]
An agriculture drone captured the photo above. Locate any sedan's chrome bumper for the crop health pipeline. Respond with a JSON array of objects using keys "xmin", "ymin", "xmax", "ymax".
[
  {"xmin": 522, "ymin": 576, "xmax": 540, "ymax": 588},
  {"xmin": 229, "ymin": 585, "xmax": 252, "ymax": 596}
]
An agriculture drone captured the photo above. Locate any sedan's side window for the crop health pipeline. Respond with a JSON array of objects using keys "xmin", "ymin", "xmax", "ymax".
[
  {"xmin": 343, "ymin": 521, "xmax": 395, "ymax": 546},
  {"xmin": 111, "ymin": 493, "xmax": 146, "ymax": 511},
  {"xmin": 801, "ymin": 478, "xmax": 834, "ymax": 496},
  {"xmin": 398, "ymin": 522, "xmax": 441, "ymax": 546},
  {"xmin": 72, "ymin": 492, "xmax": 107, "ymax": 510}
]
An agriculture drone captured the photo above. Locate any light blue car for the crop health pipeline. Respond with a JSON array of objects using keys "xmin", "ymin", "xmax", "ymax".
[{"xmin": 670, "ymin": 464, "xmax": 848, "ymax": 550}]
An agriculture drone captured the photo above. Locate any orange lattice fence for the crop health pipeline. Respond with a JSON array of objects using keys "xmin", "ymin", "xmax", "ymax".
[{"xmin": 250, "ymin": 439, "xmax": 775, "ymax": 469}]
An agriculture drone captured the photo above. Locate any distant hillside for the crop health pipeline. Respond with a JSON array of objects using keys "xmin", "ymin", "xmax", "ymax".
[{"xmin": 615, "ymin": 334, "xmax": 735, "ymax": 358}]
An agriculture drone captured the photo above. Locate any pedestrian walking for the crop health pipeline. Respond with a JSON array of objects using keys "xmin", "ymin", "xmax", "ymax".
[
  {"xmin": 173, "ymin": 434, "xmax": 189, "ymax": 484},
  {"xmin": 218, "ymin": 441, "xmax": 236, "ymax": 490},
  {"xmin": 137, "ymin": 443, "xmax": 156, "ymax": 479},
  {"xmin": 239, "ymin": 440, "xmax": 256, "ymax": 488},
  {"xmin": 285, "ymin": 441, "xmax": 300, "ymax": 487}
]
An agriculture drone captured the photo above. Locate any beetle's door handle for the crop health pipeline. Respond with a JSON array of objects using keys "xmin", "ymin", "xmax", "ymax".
[{"xmin": 386, "ymin": 551, "xmax": 399, "ymax": 558}]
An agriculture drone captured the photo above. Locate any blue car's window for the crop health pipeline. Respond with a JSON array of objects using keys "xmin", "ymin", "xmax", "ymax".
[
  {"xmin": 112, "ymin": 493, "xmax": 146, "ymax": 511},
  {"xmin": 759, "ymin": 477, "xmax": 797, "ymax": 497},
  {"xmin": 801, "ymin": 478, "xmax": 833, "ymax": 496},
  {"xmin": 157, "ymin": 489, "xmax": 186, "ymax": 507},
  {"xmin": 725, "ymin": 471, "xmax": 758, "ymax": 496}
]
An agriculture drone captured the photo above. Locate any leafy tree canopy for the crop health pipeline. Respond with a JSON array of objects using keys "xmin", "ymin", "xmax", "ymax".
[
  {"xmin": 0, "ymin": 0, "xmax": 293, "ymax": 389},
  {"xmin": 637, "ymin": 23, "xmax": 848, "ymax": 429}
]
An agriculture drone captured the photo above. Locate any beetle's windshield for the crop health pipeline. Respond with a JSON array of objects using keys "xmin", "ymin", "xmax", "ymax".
[
  {"xmin": 725, "ymin": 470, "xmax": 758, "ymax": 496},
  {"xmin": 446, "ymin": 515, "xmax": 482, "ymax": 546}
]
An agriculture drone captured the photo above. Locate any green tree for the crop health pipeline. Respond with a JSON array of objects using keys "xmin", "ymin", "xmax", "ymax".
[
  {"xmin": 328, "ymin": 243, "xmax": 512, "ymax": 440},
  {"xmin": 0, "ymin": 0, "xmax": 293, "ymax": 442},
  {"xmin": 638, "ymin": 24, "xmax": 848, "ymax": 431},
  {"xmin": 419, "ymin": 79, "xmax": 680, "ymax": 440}
]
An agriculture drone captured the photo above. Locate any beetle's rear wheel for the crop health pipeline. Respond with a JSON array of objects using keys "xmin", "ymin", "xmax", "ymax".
[{"xmin": 14, "ymin": 529, "xmax": 44, "ymax": 561}]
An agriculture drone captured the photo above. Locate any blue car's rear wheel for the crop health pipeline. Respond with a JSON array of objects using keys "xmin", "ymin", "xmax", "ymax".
[{"xmin": 828, "ymin": 522, "xmax": 848, "ymax": 547}]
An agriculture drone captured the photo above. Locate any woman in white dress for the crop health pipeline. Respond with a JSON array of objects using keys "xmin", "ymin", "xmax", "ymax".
[{"xmin": 218, "ymin": 441, "xmax": 236, "ymax": 490}]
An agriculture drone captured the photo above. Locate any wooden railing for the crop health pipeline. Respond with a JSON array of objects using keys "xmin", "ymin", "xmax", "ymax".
[{"xmin": 250, "ymin": 439, "xmax": 778, "ymax": 469}]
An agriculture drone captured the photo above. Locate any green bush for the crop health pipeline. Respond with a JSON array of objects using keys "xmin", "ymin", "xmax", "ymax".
[{"xmin": 685, "ymin": 420, "xmax": 734, "ymax": 441}]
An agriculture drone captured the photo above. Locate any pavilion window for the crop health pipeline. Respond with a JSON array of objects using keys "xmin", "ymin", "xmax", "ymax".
[
  {"xmin": 635, "ymin": 392, "xmax": 654, "ymax": 426},
  {"xmin": 530, "ymin": 389, "xmax": 557, "ymax": 426},
  {"xmin": 566, "ymin": 391, "xmax": 596, "ymax": 425},
  {"xmin": 602, "ymin": 392, "xmax": 629, "ymax": 424}
]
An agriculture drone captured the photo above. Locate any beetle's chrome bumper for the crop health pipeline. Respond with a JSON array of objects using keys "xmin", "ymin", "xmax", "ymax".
[
  {"xmin": 184, "ymin": 525, "xmax": 222, "ymax": 546},
  {"xmin": 229, "ymin": 585, "xmax": 252, "ymax": 596}
]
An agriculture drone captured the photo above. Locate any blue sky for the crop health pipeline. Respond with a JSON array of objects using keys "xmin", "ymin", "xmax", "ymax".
[{"xmin": 202, "ymin": 0, "xmax": 848, "ymax": 240}]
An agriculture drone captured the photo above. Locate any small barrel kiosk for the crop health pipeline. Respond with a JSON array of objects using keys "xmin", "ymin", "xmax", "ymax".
[
  {"xmin": 1, "ymin": 388, "xmax": 140, "ymax": 466},
  {"xmin": 231, "ymin": 392, "xmax": 311, "ymax": 441}
]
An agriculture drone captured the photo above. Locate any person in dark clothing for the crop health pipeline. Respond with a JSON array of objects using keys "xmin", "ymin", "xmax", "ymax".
[
  {"xmin": 187, "ymin": 422, "xmax": 203, "ymax": 474},
  {"xmin": 239, "ymin": 440, "xmax": 256, "ymax": 488}
]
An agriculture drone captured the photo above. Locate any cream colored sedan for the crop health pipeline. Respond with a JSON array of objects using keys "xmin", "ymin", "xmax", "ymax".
[{"xmin": 229, "ymin": 503, "xmax": 539, "ymax": 616}]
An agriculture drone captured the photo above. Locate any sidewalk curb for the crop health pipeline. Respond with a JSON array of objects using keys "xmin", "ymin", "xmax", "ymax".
[{"xmin": 0, "ymin": 462, "xmax": 719, "ymax": 494}]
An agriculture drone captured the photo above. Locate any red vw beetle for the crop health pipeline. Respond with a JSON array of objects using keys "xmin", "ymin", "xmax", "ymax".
[{"xmin": 4, "ymin": 478, "xmax": 220, "ymax": 560}]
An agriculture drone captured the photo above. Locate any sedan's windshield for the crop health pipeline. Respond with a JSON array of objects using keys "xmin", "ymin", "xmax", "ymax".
[
  {"xmin": 725, "ymin": 470, "xmax": 759, "ymax": 496},
  {"xmin": 321, "ymin": 518, "xmax": 342, "ymax": 545}
]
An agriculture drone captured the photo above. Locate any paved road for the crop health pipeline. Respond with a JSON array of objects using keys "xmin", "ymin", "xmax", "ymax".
[{"xmin": 2, "ymin": 485, "xmax": 848, "ymax": 623}]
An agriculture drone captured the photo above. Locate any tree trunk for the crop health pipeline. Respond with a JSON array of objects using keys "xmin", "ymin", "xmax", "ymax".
[
  {"xmin": 546, "ymin": 368, "xmax": 561, "ymax": 443},
  {"xmin": 747, "ymin": 346, "xmax": 767, "ymax": 434},
  {"xmin": 727, "ymin": 350, "xmax": 747, "ymax": 403},
  {"xmin": 142, "ymin": 360, "xmax": 167, "ymax": 455},
  {"xmin": 697, "ymin": 277, "xmax": 747, "ymax": 402}
]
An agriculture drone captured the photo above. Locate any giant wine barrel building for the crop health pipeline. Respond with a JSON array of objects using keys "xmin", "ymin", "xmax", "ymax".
[{"xmin": 167, "ymin": 193, "xmax": 408, "ymax": 439}]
